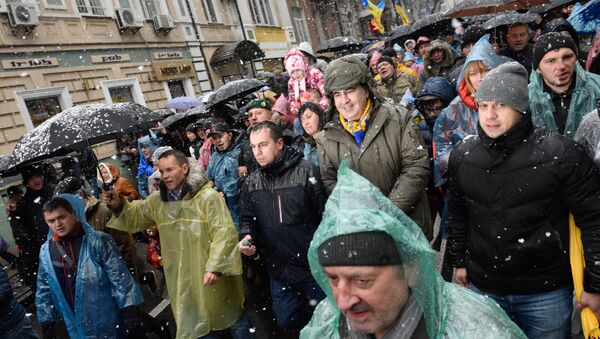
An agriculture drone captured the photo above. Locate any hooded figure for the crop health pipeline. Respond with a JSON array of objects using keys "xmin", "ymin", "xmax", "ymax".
[
  {"xmin": 137, "ymin": 133, "xmax": 161, "ymax": 198},
  {"xmin": 107, "ymin": 158, "xmax": 244, "ymax": 338},
  {"xmin": 98, "ymin": 162, "xmax": 139, "ymax": 201},
  {"xmin": 432, "ymin": 35, "xmax": 503, "ymax": 188},
  {"xmin": 284, "ymin": 48, "xmax": 329, "ymax": 117},
  {"xmin": 36, "ymin": 194, "xmax": 143, "ymax": 338},
  {"xmin": 420, "ymin": 40, "xmax": 457, "ymax": 83},
  {"xmin": 300, "ymin": 162, "xmax": 526, "ymax": 338},
  {"xmin": 298, "ymin": 41, "xmax": 329, "ymax": 74}
]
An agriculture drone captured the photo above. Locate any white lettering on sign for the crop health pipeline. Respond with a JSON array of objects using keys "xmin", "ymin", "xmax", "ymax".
[{"xmin": 2, "ymin": 58, "xmax": 60, "ymax": 69}]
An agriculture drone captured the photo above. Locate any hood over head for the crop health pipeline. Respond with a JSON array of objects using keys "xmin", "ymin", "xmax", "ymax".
[
  {"xmin": 137, "ymin": 133, "xmax": 160, "ymax": 158},
  {"xmin": 416, "ymin": 77, "xmax": 455, "ymax": 112},
  {"xmin": 97, "ymin": 162, "xmax": 115, "ymax": 184},
  {"xmin": 423, "ymin": 39, "xmax": 456, "ymax": 70},
  {"xmin": 298, "ymin": 41, "xmax": 316, "ymax": 61},
  {"xmin": 457, "ymin": 34, "xmax": 504, "ymax": 91},
  {"xmin": 53, "ymin": 193, "xmax": 91, "ymax": 233},
  {"xmin": 307, "ymin": 160, "xmax": 445, "ymax": 337}
]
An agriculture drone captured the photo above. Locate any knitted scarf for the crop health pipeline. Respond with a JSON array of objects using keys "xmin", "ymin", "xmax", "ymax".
[{"xmin": 340, "ymin": 98, "xmax": 372, "ymax": 146}]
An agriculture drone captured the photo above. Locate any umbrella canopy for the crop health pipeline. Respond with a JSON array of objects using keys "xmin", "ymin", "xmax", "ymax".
[
  {"xmin": 166, "ymin": 96, "xmax": 202, "ymax": 110},
  {"xmin": 386, "ymin": 25, "xmax": 416, "ymax": 44},
  {"xmin": 152, "ymin": 108, "xmax": 175, "ymax": 120},
  {"xmin": 528, "ymin": 0, "xmax": 576, "ymax": 14},
  {"xmin": 162, "ymin": 105, "xmax": 210, "ymax": 129},
  {"xmin": 316, "ymin": 36, "xmax": 362, "ymax": 53},
  {"xmin": 411, "ymin": 13, "xmax": 452, "ymax": 37},
  {"xmin": 445, "ymin": 0, "xmax": 550, "ymax": 18},
  {"xmin": 7, "ymin": 103, "xmax": 155, "ymax": 169},
  {"xmin": 482, "ymin": 11, "xmax": 541, "ymax": 30},
  {"xmin": 205, "ymin": 78, "xmax": 266, "ymax": 109},
  {"xmin": 568, "ymin": 0, "xmax": 600, "ymax": 34}
]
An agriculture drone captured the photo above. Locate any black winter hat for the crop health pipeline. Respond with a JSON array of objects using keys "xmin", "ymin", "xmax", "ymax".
[
  {"xmin": 533, "ymin": 32, "xmax": 578, "ymax": 70},
  {"xmin": 381, "ymin": 48, "xmax": 397, "ymax": 58},
  {"xmin": 21, "ymin": 165, "xmax": 44, "ymax": 183},
  {"xmin": 461, "ymin": 26, "xmax": 485, "ymax": 49},
  {"xmin": 318, "ymin": 231, "xmax": 402, "ymax": 267},
  {"xmin": 376, "ymin": 56, "xmax": 395, "ymax": 67},
  {"xmin": 54, "ymin": 176, "xmax": 82, "ymax": 195}
]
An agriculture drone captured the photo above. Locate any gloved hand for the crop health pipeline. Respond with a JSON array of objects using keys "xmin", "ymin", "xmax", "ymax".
[
  {"xmin": 119, "ymin": 305, "xmax": 145, "ymax": 337},
  {"xmin": 41, "ymin": 323, "xmax": 56, "ymax": 339}
]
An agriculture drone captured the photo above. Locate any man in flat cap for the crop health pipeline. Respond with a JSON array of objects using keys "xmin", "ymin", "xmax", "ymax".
[
  {"xmin": 300, "ymin": 162, "xmax": 525, "ymax": 338},
  {"xmin": 317, "ymin": 55, "xmax": 432, "ymax": 239}
]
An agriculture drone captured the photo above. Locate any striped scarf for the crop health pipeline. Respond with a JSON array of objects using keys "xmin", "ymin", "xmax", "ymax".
[{"xmin": 339, "ymin": 98, "xmax": 372, "ymax": 146}]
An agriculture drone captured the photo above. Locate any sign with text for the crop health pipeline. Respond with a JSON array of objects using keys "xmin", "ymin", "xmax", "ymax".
[
  {"xmin": 153, "ymin": 51, "xmax": 183, "ymax": 59},
  {"xmin": 91, "ymin": 54, "xmax": 131, "ymax": 63},
  {"xmin": 2, "ymin": 57, "xmax": 59, "ymax": 69},
  {"xmin": 152, "ymin": 60, "xmax": 195, "ymax": 81}
]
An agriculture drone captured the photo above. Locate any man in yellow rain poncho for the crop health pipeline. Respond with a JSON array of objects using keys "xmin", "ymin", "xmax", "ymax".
[{"xmin": 103, "ymin": 149, "xmax": 251, "ymax": 339}]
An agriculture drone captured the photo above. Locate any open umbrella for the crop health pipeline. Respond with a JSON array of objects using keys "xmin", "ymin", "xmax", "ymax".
[
  {"xmin": 166, "ymin": 96, "xmax": 202, "ymax": 110},
  {"xmin": 568, "ymin": 0, "xmax": 600, "ymax": 34},
  {"xmin": 7, "ymin": 103, "xmax": 156, "ymax": 170},
  {"xmin": 162, "ymin": 104, "xmax": 210, "ymax": 129},
  {"xmin": 205, "ymin": 78, "xmax": 266, "ymax": 110},
  {"xmin": 528, "ymin": 0, "xmax": 576, "ymax": 14},
  {"xmin": 482, "ymin": 11, "xmax": 541, "ymax": 30},
  {"xmin": 411, "ymin": 13, "xmax": 452, "ymax": 37},
  {"xmin": 445, "ymin": 0, "xmax": 550, "ymax": 18},
  {"xmin": 151, "ymin": 108, "xmax": 175, "ymax": 120},
  {"xmin": 386, "ymin": 25, "xmax": 416, "ymax": 44},
  {"xmin": 316, "ymin": 36, "xmax": 362, "ymax": 53}
]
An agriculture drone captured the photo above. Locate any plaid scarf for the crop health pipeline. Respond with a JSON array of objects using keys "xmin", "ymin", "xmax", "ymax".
[{"xmin": 339, "ymin": 98, "xmax": 372, "ymax": 146}]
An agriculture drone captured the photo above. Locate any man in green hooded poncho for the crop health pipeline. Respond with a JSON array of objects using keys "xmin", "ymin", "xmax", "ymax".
[{"xmin": 300, "ymin": 161, "xmax": 526, "ymax": 339}]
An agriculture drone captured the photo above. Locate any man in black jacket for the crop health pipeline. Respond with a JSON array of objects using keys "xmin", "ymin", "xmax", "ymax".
[
  {"xmin": 500, "ymin": 22, "xmax": 535, "ymax": 75},
  {"xmin": 447, "ymin": 62, "xmax": 600, "ymax": 338},
  {"xmin": 239, "ymin": 121, "xmax": 326, "ymax": 331}
]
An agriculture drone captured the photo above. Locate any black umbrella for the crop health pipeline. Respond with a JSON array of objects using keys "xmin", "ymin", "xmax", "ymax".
[
  {"xmin": 386, "ymin": 25, "xmax": 416, "ymax": 44},
  {"xmin": 316, "ymin": 36, "xmax": 362, "ymax": 53},
  {"xmin": 152, "ymin": 108, "xmax": 175, "ymax": 120},
  {"xmin": 0, "ymin": 155, "xmax": 19, "ymax": 178},
  {"xmin": 7, "ymin": 102, "xmax": 156, "ymax": 169},
  {"xmin": 482, "ymin": 11, "xmax": 541, "ymax": 30},
  {"xmin": 528, "ymin": 0, "xmax": 576, "ymax": 14},
  {"xmin": 205, "ymin": 78, "xmax": 266, "ymax": 110},
  {"xmin": 162, "ymin": 104, "xmax": 210, "ymax": 129},
  {"xmin": 445, "ymin": 0, "xmax": 550, "ymax": 18}
]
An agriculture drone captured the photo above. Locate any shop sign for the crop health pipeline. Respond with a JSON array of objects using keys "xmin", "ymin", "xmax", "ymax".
[
  {"xmin": 153, "ymin": 51, "xmax": 183, "ymax": 59},
  {"xmin": 2, "ymin": 57, "xmax": 59, "ymax": 69},
  {"xmin": 152, "ymin": 60, "xmax": 195, "ymax": 81},
  {"xmin": 91, "ymin": 54, "xmax": 131, "ymax": 63}
]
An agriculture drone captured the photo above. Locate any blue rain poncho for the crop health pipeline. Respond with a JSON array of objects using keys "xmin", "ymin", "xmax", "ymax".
[
  {"xmin": 300, "ymin": 161, "xmax": 526, "ymax": 338},
  {"xmin": 36, "ymin": 193, "xmax": 143, "ymax": 338}
]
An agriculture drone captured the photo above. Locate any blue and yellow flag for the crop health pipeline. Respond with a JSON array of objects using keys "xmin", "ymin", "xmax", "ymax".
[
  {"xmin": 361, "ymin": 0, "xmax": 385, "ymax": 33},
  {"xmin": 393, "ymin": 0, "xmax": 410, "ymax": 25}
]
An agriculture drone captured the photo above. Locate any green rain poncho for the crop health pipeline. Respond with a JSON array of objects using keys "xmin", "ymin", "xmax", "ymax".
[
  {"xmin": 300, "ymin": 161, "xmax": 526, "ymax": 338},
  {"xmin": 107, "ymin": 161, "xmax": 244, "ymax": 339}
]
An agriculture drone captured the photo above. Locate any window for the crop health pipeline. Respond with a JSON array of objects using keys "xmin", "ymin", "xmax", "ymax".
[
  {"xmin": 167, "ymin": 80, "xmax": 186, "ymax": 98},
  {"xmin": 14, "ymin": 87, "xmax": 73, "ymax": 130},
  {"xmin": 249, "ymin": 0, "xmax": 273, "ymax": 26},
  {"xmin": 291, "ymin": 7, "xmax": 309, "ymax": 43},
  {"xmin": 175, "ymin": 0, "xmax": 188, "ymax": 17},
  {"xmin": 222, "ymin": 74, "xmax": 242, "ymax": 84},
  {"xmin": 118, "ymin": 0, "xmax": 131, "ymax": 8},
  {"xmin": 163, "ymin": 79, "xmax": 194, "ymax": 100},
  {"xmin": 77, "ymin": 0, "xmax": 106, "ymax": 16},
  {"xmin": 140, "ymin": 0, "xmax": 159, "ymax": 18},
  {"xmin": 101, "ymin": 78, "xmax": 146, "ymax": 106},
  {"xmin": 44, "ymin": 0, "xmax": 67, "ymax": 10},
  {"xmin": 201, "ymin": 0, "xmax": 218, "ymax": 23}
]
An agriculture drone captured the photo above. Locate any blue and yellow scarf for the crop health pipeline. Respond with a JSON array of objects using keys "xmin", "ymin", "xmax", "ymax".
[{"xmin": 339, "ymin": 98, "xmax": 372, "ymax": 146}]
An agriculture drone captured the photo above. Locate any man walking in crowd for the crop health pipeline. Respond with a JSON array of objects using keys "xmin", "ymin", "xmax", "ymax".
[
  {"xmin": 317, "ymin": 55, "xmax": 432, "ymax": 239},
  {"xmin": 500, "ymin": 22, "xmax": 535, "ymax": 74},
  {"xmin": 447, "ymin": 62, "xmax": 600, "ymax": 337},
  {"xmin": 300, "ymin": 162, "xmax": 526, "ymax": 338},
  {"xmin": 239, "ymin": 121, "xmax": 326, "ymax": 333},
  {"xmin": 375, "ymin": 55, "xmax": 418, "ymax": 104},
  {"xmin": 238, "ymin": 98, "xmax": 276, "ymax": 179},
  {"xmin": 8, "ymin": 166, "xmax": 53, "ymax": 290},
  {"xmin": 529, "ymin": 32, "xmax": 600, "ymax": 138},
  {"xmin": 36, "ymin": 194, "xmax": 144, "ymax": 338},
  {"xmin": 104, "ymin": 150, "xmax": 252, "ymax": 339}
]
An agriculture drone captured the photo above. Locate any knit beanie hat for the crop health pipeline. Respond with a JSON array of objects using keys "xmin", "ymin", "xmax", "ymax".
[
  {"xmin": 324, "ymin": 55, "xmax": 369, "ymax": 93},
  {"xmin": 285, "ymin": 54, "xmax": 305, "ymax": 74},
  {"xmin": 403, "ymin": 51, "xmax": 416, "ymax": 62},
  {"xmin": 318, "ymin": 231, "xmax": 402, "ymax": 266},
  {"xmin": 377, "ymin": 56, "xmax": 395, "ymax": 67},
  {"xmin": 152, "ymin": 146, "xmax": 173, "ymax": 163},
  {"xmin": 476, "ymin": 61, "xmax": 529, "ymax": 114},
  {"xmin": 533, "ymin": 32, "xmax": 578, "ymax": 70},
  {"xmin": 54, "ymin": 176, "xmax": 82, "ymax": 195},
  {"xmin": 368, "ymin": 50, "xmax": 382, "ymax": 69}
]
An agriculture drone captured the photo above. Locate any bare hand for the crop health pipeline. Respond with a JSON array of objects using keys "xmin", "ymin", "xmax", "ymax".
[
  {"xmin": 203, "ymin": 272, "xmax": 219, "ymax": 286},
  {"xmin": 579, "ymin": 291, "xmax": 600, "ymax": 320},
  {"xmin": 455, "ymin": 268, "xmax": 469, "ymax": 288},
  {"xmin": 6, "ymin": 197, "xmax": 17, "ymax": 213},
  {"xmin": 239, "ymin": 235, "xmax": 256, "ymax": 256},
  {"xmin": 101, "ymin": 188, "xmax": 118, "ymax": 207},
  {"xmin": 237, "ymin": 166, "xmax": 248, "ymax": 178},
  {"xmin": 157, "ymin": 121, "xmax": 167, "ymax": 135}
]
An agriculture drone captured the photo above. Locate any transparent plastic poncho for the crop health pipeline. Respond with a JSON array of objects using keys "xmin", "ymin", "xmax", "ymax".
[
  {"xmin": 574, "ymin": 109, "xmax": 600, "ymax": 169},
  {"xmin": 300, "ymin": 161, "xmax": 526, "ymax": 338}
]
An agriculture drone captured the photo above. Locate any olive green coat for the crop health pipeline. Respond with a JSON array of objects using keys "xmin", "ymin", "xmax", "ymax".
[{"xmin": 316, "ymin": 99, "xmax": 432, "ymax": 238}]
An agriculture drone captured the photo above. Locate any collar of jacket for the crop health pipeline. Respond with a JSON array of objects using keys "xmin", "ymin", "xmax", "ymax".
[
  {"xmin": 259, "ymin": 146, "xmax": 302, "ymax": 176},
  {"xmin": 477, "ymin": 112, "xmax": 533, "ymax": 155},
  {"xmin": 323, "ymin": 97, "xmax": 390, "ymax": 153},
  {"xmin": 159, "ymin": 160, "xmax": 209, "ymax": 202}
]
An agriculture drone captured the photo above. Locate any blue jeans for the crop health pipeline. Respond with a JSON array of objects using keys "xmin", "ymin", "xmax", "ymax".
[
  {"xmin": 198, "ymin": 312, "xmax": 254, "ymax": 339},
  {"xmin": 470, "ymin": 284, "xmax": 572, "ymax": 339},
  {"xmin": 270, "ymin": 277, "xmax": 326, "ymax": 329},
  {"xmin": 2, "ymin": 316, "xmax": 39, "ymax": 339}
]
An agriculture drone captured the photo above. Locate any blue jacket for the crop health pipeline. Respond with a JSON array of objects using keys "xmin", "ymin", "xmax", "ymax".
[
  {"xmin": 0, "ymin": 266, "xmax": 26, "ymax": 335},
  {"xmin": 206, "ymin": 143, "xmax": 242, "ymax": 199},
  {"xmin": 36, "ymin": 194, "xmax": 143, "ymax": 338}
]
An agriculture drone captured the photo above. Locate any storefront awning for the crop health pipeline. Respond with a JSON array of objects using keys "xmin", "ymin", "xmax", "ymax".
[{"xmin": 210, "ymin": 40, "xmax": 265, "ymax": 67}]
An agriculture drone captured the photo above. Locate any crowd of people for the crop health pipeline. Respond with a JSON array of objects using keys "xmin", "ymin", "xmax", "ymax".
[{"xmin": 2, "ymin": 9, "xmax": 600, "ymax": 339}]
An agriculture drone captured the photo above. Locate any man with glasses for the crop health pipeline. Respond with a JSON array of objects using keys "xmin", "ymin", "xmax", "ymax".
[{"xmin": 500, "ymin": 22, "xmax": 534, "ymax": 74}]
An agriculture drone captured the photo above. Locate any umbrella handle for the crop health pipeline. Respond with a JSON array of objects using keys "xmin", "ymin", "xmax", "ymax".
[{"xmin": 84, "ymin": 138, "xmax": 107, "ymax": 187}]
